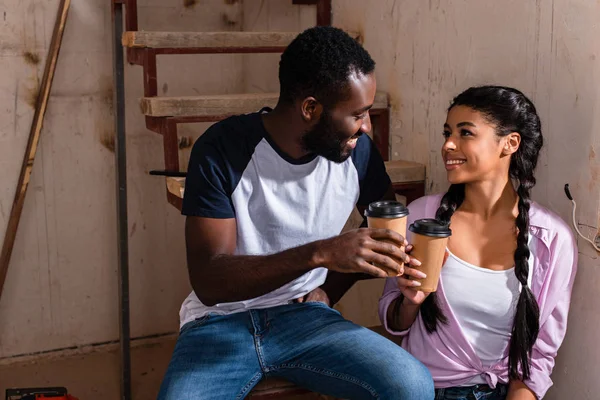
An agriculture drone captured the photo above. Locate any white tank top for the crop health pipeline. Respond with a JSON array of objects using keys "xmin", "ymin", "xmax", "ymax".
[{"xmin": 442, "ymin": 250, "xmax": 521, "ymax": 375}]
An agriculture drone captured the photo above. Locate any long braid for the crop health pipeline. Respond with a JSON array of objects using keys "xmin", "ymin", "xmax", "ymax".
[
  {"xmin": 506, "ymin": 113, "xmax": 542, "ymax": 378},
  {"xmin": 420, "ymin": 184, "xmax": 465, "ymax": 333},
  {"xmin": 435, "ymin": 184, "xmax": 466, "ymax": 224},
  {"xmin": 508, "ymin": 180, "xmax": 540, "ymax": 379}
]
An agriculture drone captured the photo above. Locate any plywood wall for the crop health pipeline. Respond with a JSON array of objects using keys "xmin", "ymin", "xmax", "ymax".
[
  {"xmin": 331, "ymin": 1, "xmax": 600, "ymax": 398},
  {"xmin": 0, "ymin": 0, "xmax": 244, "ymax": 359}
]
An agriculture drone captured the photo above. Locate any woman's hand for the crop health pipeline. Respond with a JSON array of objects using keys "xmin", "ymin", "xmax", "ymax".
[{"xmin": 396, "ymin": 247, "xmax": 449, "ymax": 305}]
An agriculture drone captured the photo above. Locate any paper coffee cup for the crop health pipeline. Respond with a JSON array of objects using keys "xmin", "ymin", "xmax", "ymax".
[
  {"xmin": 408, "ymin": 218, "xmax": 452, "ymax": 292},
  {"xmin": 365, "ymin": 201, "xmax": 409, "ymax": 277}
]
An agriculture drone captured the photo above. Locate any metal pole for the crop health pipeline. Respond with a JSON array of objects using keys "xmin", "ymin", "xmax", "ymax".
[{"xmin": 110, "ymin": 1, "xmax": 131, "ymax": 399}]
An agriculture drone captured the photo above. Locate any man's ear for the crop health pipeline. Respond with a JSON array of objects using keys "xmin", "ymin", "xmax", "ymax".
[
  {"xmin": 502, "ymin": 132, "xmax": 521, "ymax": 156},
  {"xmin": 301, "ymin": 97, "xmax": 323, "ymax": 123}
]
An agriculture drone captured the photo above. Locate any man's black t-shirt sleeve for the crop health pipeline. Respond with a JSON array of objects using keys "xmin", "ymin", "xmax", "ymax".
[
  {"xmin": 182, "ymin": 113, "xmax": 264, "ymax": 218},
  {"xmin": 351, "ymin": 134, "xmax": 392, "ymax": 207},
  {"xmin": 182, "ymin": 129, "xmax": 236, "ymax": 219}
]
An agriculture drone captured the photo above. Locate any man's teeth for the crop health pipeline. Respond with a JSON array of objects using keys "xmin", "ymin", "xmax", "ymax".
[
  {"xmin": 446, "ymin": 159, "xmax": 465, "ymax": 165},
  {"xmin": 348, "ymin": 138, "xmax": 357, "ymax": 144}
]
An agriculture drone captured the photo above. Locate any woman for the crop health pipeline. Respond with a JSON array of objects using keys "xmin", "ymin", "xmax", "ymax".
[{"xmin": 379, "ymin": 86, "xmax": 577, "ymax": 399}]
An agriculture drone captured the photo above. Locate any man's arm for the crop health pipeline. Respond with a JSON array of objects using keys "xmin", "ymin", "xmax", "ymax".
[
  {"xmin": 186, "ymin": 214, "xmax": 410, "ymax": 306},
  {"xmin": 186, "ymin": 217, "xmax": 318, "ymax": 306}
]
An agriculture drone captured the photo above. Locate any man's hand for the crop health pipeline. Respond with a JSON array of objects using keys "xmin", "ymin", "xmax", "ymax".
[
  {"xmin": 316, "ymin": 228, "xmax": 421, "ymax": 278},
  {"xmin": 296, "ymin": 287, "xmax": 331, "ymax": 306}
]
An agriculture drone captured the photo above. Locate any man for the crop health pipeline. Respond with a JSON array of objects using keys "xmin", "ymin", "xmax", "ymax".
[{"xmin": 158, "ymin": 26, "xmax": 434, "ymax": 399}]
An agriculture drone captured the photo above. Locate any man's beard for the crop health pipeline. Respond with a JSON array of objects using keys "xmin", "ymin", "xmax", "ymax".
[{"xmin": 301, "ymin": 111, "xmax": 362, "ymax": 163}]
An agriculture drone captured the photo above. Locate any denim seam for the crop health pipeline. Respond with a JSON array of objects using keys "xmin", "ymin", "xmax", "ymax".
[
  {"xmin": 249, "ymin": 311, "xmax": 269, "ymax": 373},
  {"xmin": 271, "ymin": 363, "xmax": 379, "ymax": 398},
  {"xmin": 236, "ymin": 372, "xmax": 263, "ymax": 400},
  {"xmin": 254, "ymin": 335, "xmax": 268, "ymax": 373}
]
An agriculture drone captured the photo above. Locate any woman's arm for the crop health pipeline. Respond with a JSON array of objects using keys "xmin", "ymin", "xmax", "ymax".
[
  {"xmin": 379, "ymin": 279, "xmax": 412, "ymax": 335},
  {"xmin": 507, "ymin": 380, "xmax": 536, "ymax": 400},
  {"xmin": 522, "ymin": 226, "xmax": 578, "ymax": 398},
  {"xmin": 386, "ymin": 296, "xmax": 421, "ymax": 332}
]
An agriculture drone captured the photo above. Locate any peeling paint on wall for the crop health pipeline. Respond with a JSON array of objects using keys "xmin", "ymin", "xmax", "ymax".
[
  {"xmin": 183, "ymin": 0, "xmax": 197, "ymax": 9},
  {"xmin": 22, "ymin": 51, "xmax": 40, "ymax": 66}
]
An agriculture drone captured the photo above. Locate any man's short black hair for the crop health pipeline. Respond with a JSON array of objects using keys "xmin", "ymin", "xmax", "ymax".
[{"xmin": 279, "ymin": 26, "xmax": 375, "ymax": 107}]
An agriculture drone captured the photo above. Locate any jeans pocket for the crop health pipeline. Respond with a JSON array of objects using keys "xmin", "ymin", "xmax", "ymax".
[
  {"xmin": 482, "ymin": 384, "xmax": 508, "ymax": 400},
  {"xmin": 179, "ymin": 314, "xmax": 211, "ymax": 334},
  {"xmin": 497, "ymin": 384, "xmax": 508, "ymax": 397}
]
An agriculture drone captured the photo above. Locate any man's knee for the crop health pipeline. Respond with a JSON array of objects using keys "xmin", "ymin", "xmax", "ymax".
[{"xmin": 372, "ymin": 352, "xmax": 435, "ymax": 399}]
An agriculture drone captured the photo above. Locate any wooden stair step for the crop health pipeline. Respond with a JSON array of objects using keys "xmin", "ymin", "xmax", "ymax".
[
  {"xmin": 122, "ymin": 30, "xmax": 362, "ymax": 50},
  {"xmin": 122, "ymin": 31, "xmax": 299, "ymax": 50},
  {"xmin": 165, "ymin": 160, "xmax": 425, "ymax": 200},
  {"xmin": 166, "ymin": 177, "xmax": 186, "ymax": 199},
  {"xmin": 248, "ymin": 377, "xmax": 310, "ymax": 398},
  {"xmin": 384, "ymin": 160, "xmax": 426, "ymax": 184},
  {"xmin": 141, "ymin": 92, "xmax": 389, "ymax": 118}
]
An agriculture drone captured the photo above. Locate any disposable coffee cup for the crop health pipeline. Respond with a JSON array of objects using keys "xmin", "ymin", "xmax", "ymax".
[
  {"xmin": 408, "ymin": 218, "xmax": 452, "ymax": 292},
  {"xmin": 364, "ymin": 201, "xmax": 409, "ymax": 277}
]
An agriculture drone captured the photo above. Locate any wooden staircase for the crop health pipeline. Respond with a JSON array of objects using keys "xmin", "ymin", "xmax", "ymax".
[
  {"xmin": 121, "ymin": 0, "xmax": 424, "ymax": 211},
  {"xmin": 119, "ymin": 0, "xmax": 425, "ymax": 398}
]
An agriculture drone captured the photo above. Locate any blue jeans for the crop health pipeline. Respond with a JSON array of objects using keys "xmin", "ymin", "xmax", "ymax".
[
  {"xmin": 158, "ymin": 301, "xmax": 434, "ymax": 399},
  {"xmin": 435, "ymin": 384, "xmax": 508, "ymax": 400}
]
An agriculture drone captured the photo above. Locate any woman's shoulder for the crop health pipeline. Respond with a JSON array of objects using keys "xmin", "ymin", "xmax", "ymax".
[
  {"xmin": 529, "ymin": 202, "xmax": 578, "ymax": 284},
  {"xmin": 529, "ymin": 201, "xmax": 578, "ymax": 302},
  {"xmin": 407, "ymin": 193, "xmax": 445, "ymax": 219},
  {"xmin": 529, "ymin": 201, "xmax": 576, "ymax": 245}
]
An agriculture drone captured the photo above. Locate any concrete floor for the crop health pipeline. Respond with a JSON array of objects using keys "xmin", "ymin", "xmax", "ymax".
[{"xmin": 1, "ymin": 336, "xmax": 175, "ymax": 400}]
